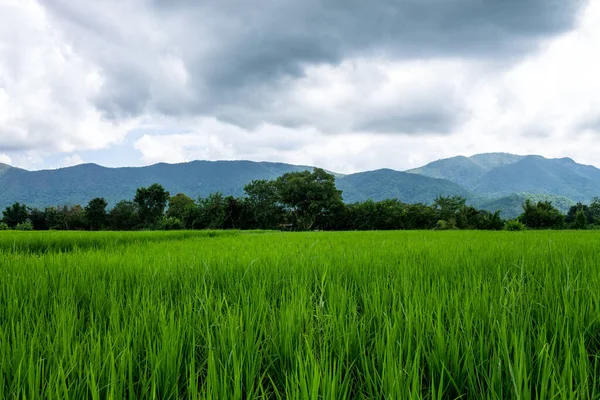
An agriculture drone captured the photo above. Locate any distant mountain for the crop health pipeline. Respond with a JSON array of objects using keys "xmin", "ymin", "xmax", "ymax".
[
  {"xmin": 337, "ymin": 169, "xmax": 468, "ymax": 203},
  {"xmin": 409, "ymin": 153, "xmax": 600, "ymax": 203},
  {"xmin": 407, "ymin": 153, "xmax": 523, "ymax": 187},
  {"xmin": 3, "ymin": 153, "xmax": 599, "ymax": 218},
  {"xmin": 473, "ymin": 193, "xmax": 576, "ymax": 219},
  {"xmin": 0, "ymin": 161, "xmax": 466, "ymax": 211},
  {"xmin": 0, "ymin": 161, "xmax": 310, "ymax": 210}
]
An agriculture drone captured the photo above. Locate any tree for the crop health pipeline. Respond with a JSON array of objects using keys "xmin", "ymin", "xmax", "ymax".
[
  {"xmin": 29, "ymin": 208, "xmax": 49, "ymax": 230},
  {"xmin": 519, "ymin": 199, "xmax": 564, "ymax": 229},
  {"xmin": 85, "ymin": 198, "xmax": 108, "ymax": 231},
  {"xmin": 244, "ymin": 179, "xmax": 283, "ymax": 229},
  {"xmin": 134, "ymin": 183, "xmax": 170, "ymax": 227},
  {"xmin": 589, "ymin": 197, "xmax": 600, "ymax": 224},
  {"xmin": 2, "ymin": 202, "xmax": 29, "ymax": 228},
  {"xmin": 574, "ymin": 209, "xmax": 587, "ymax": 230},
  {"xmin": 167, "ymin": 193, "xmax": 195, "ymax": 223},
  {"xmin": 109, "ymin": 200, "xmax": 140, "ymax": 231},
  {"xmin": 195, "ymin": 192, "xmax": 227, "ymax": 229},
  {"xmin": 275, "ymin": 168, "xmax": 344, "ymax": 230},
  {"xmin": 433, "ymin": 196, "xmax": 466, "ymax": 228}
]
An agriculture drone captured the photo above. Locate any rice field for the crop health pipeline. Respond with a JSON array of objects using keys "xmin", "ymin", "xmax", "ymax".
[{"xmin": 1, "ymin": 230, "xmax": 600, "ymax": 399}]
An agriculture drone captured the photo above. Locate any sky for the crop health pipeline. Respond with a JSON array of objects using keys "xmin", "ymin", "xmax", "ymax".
[{"xmin": 0, "ymin": 0, "xmax": 599, "ymax": 173}]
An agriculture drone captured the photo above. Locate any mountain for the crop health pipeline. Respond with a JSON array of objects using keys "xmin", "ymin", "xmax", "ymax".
[
  {"xmin": 409, "ymin": 153, "xmax": 600, "ymax": 204},
  {"xmin": 407, "ymin": 153, "xmax": 523, "ymax": 187},
  {"xmin": 0, "ymin": 161, "xmax": 310, "ymax": 210},
  {"xmin": 0, "ymin": 161, "xmax": 465, "ymax": 211},
  {"xmin": 337, "ymin": 169, "xmax": 468, "ymax": 203},
  {"xmin": 473, "ymin": 193, "xmax": 576, "ymax": 219}
]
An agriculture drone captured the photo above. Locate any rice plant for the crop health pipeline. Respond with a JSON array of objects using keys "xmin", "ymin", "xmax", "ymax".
[{"xmin": 1, "ymin": 230, "xmax": 600, "ymax": 398}]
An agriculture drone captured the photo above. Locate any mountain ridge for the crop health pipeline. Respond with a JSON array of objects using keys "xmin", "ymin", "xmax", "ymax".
[{"xmin": 2, "ymin": 153, "xmax": 600, "ymax": 219}]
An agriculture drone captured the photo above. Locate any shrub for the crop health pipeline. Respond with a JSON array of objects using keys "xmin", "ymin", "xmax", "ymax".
[
  {"xmin": 434, "ymin": 220, "xmax": 457, "ymax": 230},
  {"xmin": 505, "ymin": 220, "xmax": 526, "ymax": 231},
  {"xmin": 160, "ymin": 217, "xmax": 185, "ymax": 231},
  {"xmin": 0, "ymin": 222, "xmax": 9, "ymax": 231},
  {"xmin": 15, "ymin": 222, "xmax": 34, "ymax": 231}
]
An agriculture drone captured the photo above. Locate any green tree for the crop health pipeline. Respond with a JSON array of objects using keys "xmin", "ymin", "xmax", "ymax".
[
  {"xmin": 2, "ymin": 202, "xmax": 29, "ymax": 228},
  {"xmin": 167, "ymin": 193, "xmax": 195, "ymax": 223},
  {"xmin": 244, "ymin": 179, "xmax": 283, "ymax": 229},
  {"xmin": 573, "ymin": 209, "xmax": 587, "ymax": 230},
  {"xmin": 85, "ymin": 197, "xmax": 108, "ymax": 231},
  {"xmin": 196, "ymin": 192, "xmax": 227, "ymax": 229},
  {"xmin": 589, "ymin": 197, "xmax": 600, "ymax": 224},
  {"xmin": 109, "ymin": 200, "xmax": 140, "ymax": 231},
  {"xmin": 519, "ymin": 199, "xmax": 564, "ymax": 229},
  {"xmin": 433, "ymin": 196, "xmax": 466, "ymax": 227},
  {"xmin": 134, "ymin": 183, "xmax": 170, "ymax": 227},
  {"xmin": 275, "ymin": 168, "xmax": 344, "ymax": 230}
]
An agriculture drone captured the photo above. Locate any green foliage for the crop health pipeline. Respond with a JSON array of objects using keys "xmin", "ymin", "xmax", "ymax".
[
  {"xmin": 275, "ymin": 168, "xmax": 344, "ymax": 230},
  {"xmin": 2, "ymin": 202, "xmax": 29, "ymax": 228},
  {"xmin": 434, "ymin": 219, "xmax": 456, "ymax": 230},
  {"xmin": 134, "ymin": 183, "xmax": 170, "ymax": 227},
  {"xmin": 519, "ymin": 199, "xmax": 564, "ymax": 229},
  {"xmin": 2, "ymin": 231, "xmax": 600, "ymax": 397},
  {"xmin": 84, "ymin": 197, "xmax": 108, "ymax": 230},
  {"xmin": 109, "ymin": 200, "xmax": 140, "ymax": 231},
  {"xmin": 504, "ymin": 219, "xmax": 526, "ymax": 231},
  {"xmin": 159, "ymin": 216, "xmax": 185, "ymax": 231},
  {"xmin": 14, "ymin": 221, "xmax": 33, "ymax": 231},
  {"xmin": 573, "ymin": 209, "xmax": 588, "ymax": 230},
  {"xmin": 166, "ymin": 193, "xmax": 195, "ymax": 223},
  {"xmin": 0, "ymin": 222, "xmax": 9, "ymax": 230}
]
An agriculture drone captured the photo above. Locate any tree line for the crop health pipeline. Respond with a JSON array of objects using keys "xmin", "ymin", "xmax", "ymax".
[{"xmin": 2, "ymin": 168, "xmax": 599, "ymax": 231}]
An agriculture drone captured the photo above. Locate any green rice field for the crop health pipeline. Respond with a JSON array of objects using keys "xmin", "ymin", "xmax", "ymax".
[{"xmin": 2, "ymin": 230, "xmax": 600, "ymax": 399}]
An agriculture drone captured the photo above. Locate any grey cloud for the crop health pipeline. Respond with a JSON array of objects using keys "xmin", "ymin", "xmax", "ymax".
[{"xmin": 38, "ymin": 0, "xmax": 585, "ymax": 133}]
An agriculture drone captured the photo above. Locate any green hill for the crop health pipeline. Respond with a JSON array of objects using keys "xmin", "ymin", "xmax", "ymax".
[
  {"xmin": 409, "ymin": 153, "xmax": 600, "ymax": 204},
  {"xmin": 0, "ymin": 161, "xmax": 467, "ymax": 211},
  {"xmin": 337, "ymin": 169, "xmax": 469, "ymax": 204}
]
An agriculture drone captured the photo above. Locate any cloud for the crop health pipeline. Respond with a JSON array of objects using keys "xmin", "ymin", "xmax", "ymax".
[
  {"xmin": 36, "ymin": 0, "xmax": 583, "ymax": 130},
  {"xmin": 57, "ymin": 154, "xmax": 84, "ymax": 168},
  {"xmin": 0, "ymin": 153, "xmax": 11, "ymax": 165},
  {"xmin": 2, "ymin": 0, "xmax": 598, "ymax": 173},
  {"xmin": 0, "ymin": 0, "xmax": 137, "ymax": 154}
]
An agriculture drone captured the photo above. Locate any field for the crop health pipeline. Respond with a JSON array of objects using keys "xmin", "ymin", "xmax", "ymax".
[{"xmin": 2, "ymin": 230, "xmax": 600, "ymax": 399}]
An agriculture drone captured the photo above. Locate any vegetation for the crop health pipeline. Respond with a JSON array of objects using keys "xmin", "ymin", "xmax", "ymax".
[
  {"xmin": 4, "ymin": 168, "xmax": 600, "ymax": 232},
  {"xmin": 2, "ymin": 230, "xmax": 600, "ymax": 398},
  {"xmin": 5, "ymin": 153, "xmax": 600, "ymax": 219}
]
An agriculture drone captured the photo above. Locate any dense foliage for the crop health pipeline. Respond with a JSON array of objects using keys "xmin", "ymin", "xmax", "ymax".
[
  {"xmin": 2, "ymin": 230, "xmax": 600, "ymax": 398},
  {"xmin": 3, "ymin": 169, "xmax": 599, "ymax": 231}
]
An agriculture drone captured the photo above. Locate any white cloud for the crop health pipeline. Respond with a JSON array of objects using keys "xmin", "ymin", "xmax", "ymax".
[
  {"xmin": 0, "ymin": 153, "xmax": 11, "ymax": 165},
  {"xmin": 57, "ymin": 154, "xmax": 84, "ymax": 168},
  {"xmin": 2, "ymin": 0, "xmax": 599, "ymax": 172},
  {"xmin": 0, "ymin": 0, "xmax": 135, "ymax": 155}
]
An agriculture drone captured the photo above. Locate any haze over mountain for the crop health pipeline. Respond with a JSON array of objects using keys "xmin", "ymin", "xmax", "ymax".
[{"xmin": 1, "ymin": 153, "xmax": 599, "ymax": 218}]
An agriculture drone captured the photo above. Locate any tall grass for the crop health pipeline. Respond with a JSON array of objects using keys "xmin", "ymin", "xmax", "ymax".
[{"xmin": 1, "ymin": 230, "xmax": 600, "ymax": 398}]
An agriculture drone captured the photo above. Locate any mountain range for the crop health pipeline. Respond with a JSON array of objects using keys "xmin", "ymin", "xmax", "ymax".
[{"xmin": 1, "ymin": 153, "xmax": 598, "ymax": 218}]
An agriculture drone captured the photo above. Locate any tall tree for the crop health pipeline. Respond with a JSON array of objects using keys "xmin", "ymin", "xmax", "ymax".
[
  {"xmin": 167, "ymin": 193, "xmax": 195, "ymax": 223},
  {"xmin": 275, "ymin": 168, "xmax": 344, "ymax": 230},
  {"xmin": 134, "ymin": 183, "xmax": 170, "ymax": 227},
  {"xmin": 85, "ymin": 197, "xmax": 108, "ymax": 231},
  {"xmin": 2, "ymin": 202, "xmax": 29, "ymax": 228},
  {"xmin": 244, "ymin": 179, "xmax": 282, "ymax": 229},
  {"xmin": 109, "ymin": 200, "xmax": 140, "ymax": 231}
]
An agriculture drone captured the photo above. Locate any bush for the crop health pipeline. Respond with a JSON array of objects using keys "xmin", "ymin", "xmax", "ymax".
[
  {"xmin": 159, "ymin": 217, "xmax": 185, "ymax": 231},
  {"xmin": 15, "ymin": 222, "xmax": 34, "ymax": 231},
  {"xmin": 505, "ymin": 220, "xmax": 526, "ymax": 231},
  {"xmin": 0, "ymin": 222, "xmax": 9, "ymax": 231},
  {"xmin": 434, "ymin": 220, "xmax": 457, "ymax": 230}
]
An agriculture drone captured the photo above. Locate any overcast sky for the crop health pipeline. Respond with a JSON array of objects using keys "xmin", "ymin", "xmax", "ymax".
[{"xmin": 1, "ymin": 0, "xmax": 598, "ymax": 172}]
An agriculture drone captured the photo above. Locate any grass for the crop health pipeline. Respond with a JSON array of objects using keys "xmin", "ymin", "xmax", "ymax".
[{"xmin": 1, "ymin": 230, "xmax": 600, "ymax": 398}]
